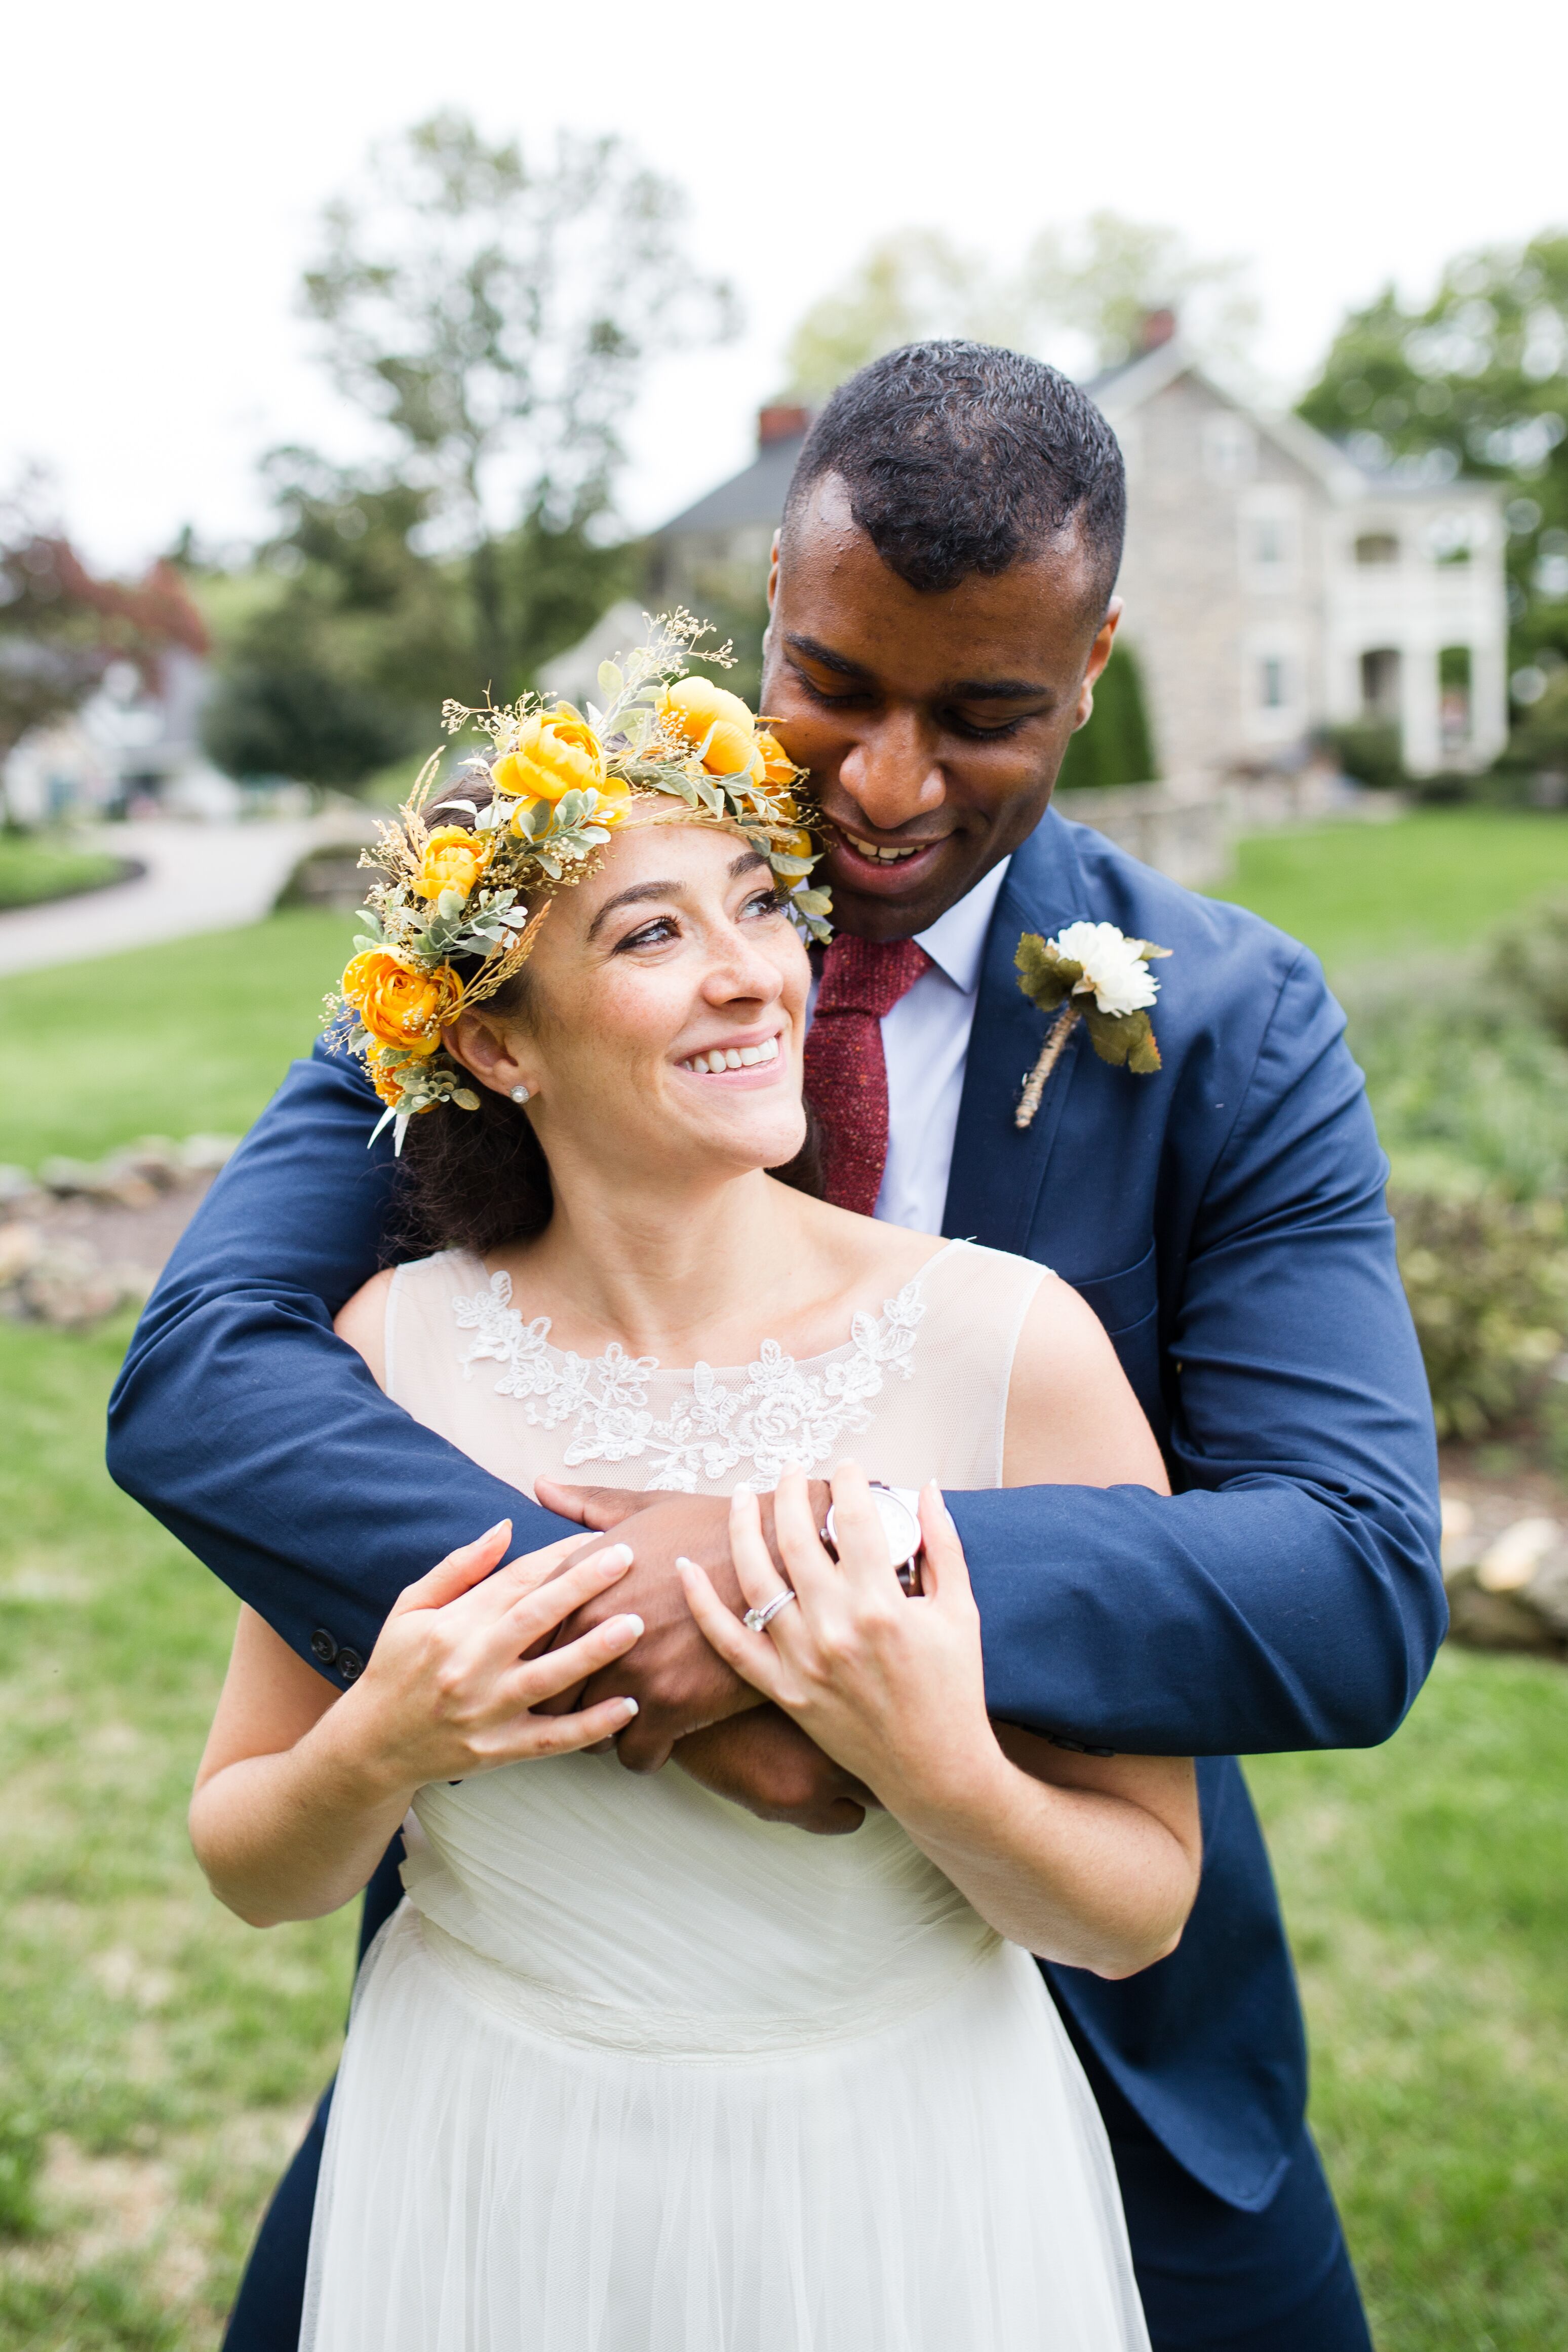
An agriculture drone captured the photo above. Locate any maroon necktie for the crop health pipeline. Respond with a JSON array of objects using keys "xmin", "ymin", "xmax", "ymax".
[{"xmin": 803, "ymin": 936, "xmax": 932, "ymax": 1214}]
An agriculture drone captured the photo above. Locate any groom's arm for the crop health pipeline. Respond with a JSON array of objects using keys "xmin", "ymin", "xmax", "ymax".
[
  {"xmin": 954, "ymin": 946, "xmax": 1444, "ymax": 1757},
  {"xmin": 107, "ymin": 1042, "xmax": 579, "ymax": 1680}
]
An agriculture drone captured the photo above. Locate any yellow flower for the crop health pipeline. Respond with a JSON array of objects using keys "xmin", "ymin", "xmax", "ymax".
[
  {"xmin": 754, "ymin": 730, "xmax": 801, "ymax": 791},
  {"xmin": 415, "ymin": 825, "xmax": 491, "ymax": 902},
  {"xmin": 492, "ymin": 705, "xmax": 606, "ymax": 804},
  {"xmin": 778, "ymin": 827, "xmax": 816, "ymax": 863},
  {"xmin": 658, "ymin": 676, "xmax": 760, "ymax": 775},
  {"xmin": 342, "ymin": 951, "xmax": 462, "ymax": 1055}
]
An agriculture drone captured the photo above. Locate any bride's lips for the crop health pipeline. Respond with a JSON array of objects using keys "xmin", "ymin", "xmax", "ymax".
[{"xmin": 822, "ymin": 823, "xmax": 950, "ymax": 895}]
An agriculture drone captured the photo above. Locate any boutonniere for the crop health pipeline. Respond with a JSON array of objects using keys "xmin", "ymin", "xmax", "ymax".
[{"xmin": 1013, "ymin": 922, "xmax": 1171, "ymax": 1129}]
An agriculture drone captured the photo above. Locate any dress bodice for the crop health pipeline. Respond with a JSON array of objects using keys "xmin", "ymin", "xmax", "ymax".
[{"xmin": 381, "ymin": 1237, "xmax": 1049, "ymax": 2054}]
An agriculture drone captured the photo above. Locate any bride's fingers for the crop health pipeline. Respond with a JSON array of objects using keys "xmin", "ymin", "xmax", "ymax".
[
  {"xmin": 390, "ymin": 1520, "xmax": 513, "ymax": 1617},
  {"xmin": 820, "ymin": 1463, "xmax": 901, "ymax": 1595},
  {"xmin": 505, "ymin": 1602, "xmax": 644, "ymax": 1708},
  {"xmin": 501, "ymin": 1544, "xmax": 634, "ymax": 1649},
  {"xmin": 728, "ymin": 1488, "xmax": 790, "ymax": 1614},
  {"xmin": 678, "ymin": 1559, "xmax": 787, "ymax": 1702},
  {"xmin": 494, "ymin": 1691, "xmax": 641, "ymax": 1762},
  {"xmin": 916, "ymin": 1483, "xmax": 970, "ymax": 1608},
  {"xmin": 771, "ymin": 1469, "xmax": 838, "ymax": 1602}
]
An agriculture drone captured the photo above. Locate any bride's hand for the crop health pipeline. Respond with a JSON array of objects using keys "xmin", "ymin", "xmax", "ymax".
[
  {"xmin": 334, "ymin": 1522, "xmax": 645, "ymax": 1796},
  {"xmin": 679, "ymin": 1467, "xmax": 997, "ymax": 1813}
]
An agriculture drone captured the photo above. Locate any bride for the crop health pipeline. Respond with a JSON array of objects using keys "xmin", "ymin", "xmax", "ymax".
[{"xmin": 188, "ymin": 672, "xmax": 1196, "ymax": 2351}]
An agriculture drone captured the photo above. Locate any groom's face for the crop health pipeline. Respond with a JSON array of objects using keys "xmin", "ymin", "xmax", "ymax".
[{"xmin": 761, "ymin": 473, "xmax": 1119, "ymax": 942}]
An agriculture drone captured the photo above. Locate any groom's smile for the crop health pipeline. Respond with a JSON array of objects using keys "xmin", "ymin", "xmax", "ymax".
[{"xmin": 761, "ymin": 473, "xmax": 1121, "ymax": 944}]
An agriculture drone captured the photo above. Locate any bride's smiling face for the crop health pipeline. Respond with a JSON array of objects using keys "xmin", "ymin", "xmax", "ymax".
[{"xmin": 447, "ymin": 821, "xmax": 811, "ymax": 1184}]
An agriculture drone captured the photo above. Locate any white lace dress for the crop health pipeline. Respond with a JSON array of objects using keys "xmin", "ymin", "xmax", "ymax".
[{"xmin": 300, "ymin": 1240, "xmax": 1149, "ymax": 2352}]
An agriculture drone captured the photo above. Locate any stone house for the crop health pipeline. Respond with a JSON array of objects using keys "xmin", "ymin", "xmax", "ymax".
[
  {"xmin": 638, "ymin": 351, "xmax": 1508, "ymax": 784},
  {"xmin": 1089, "ymin": 325, "xmax": 1507, "ymax": 779}
]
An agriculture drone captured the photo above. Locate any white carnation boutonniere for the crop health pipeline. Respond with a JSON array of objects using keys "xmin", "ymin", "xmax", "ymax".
[{"xmin": 1013, "ymin": 921, "xmax": 1171, "ymax": 1129}]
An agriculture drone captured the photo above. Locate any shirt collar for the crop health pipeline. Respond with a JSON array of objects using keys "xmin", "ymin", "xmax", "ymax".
[{"xmin": 913, "ymin": 855, "xmax": 1012, "ymax": 996}]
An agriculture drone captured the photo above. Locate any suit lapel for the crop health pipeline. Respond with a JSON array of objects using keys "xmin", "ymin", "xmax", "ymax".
[{"xmin": 942, "ymin": 812, "xmax": 1090, "ymax": 1250}]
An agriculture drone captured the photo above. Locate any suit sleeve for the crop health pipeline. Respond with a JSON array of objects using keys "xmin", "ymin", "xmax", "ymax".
[
  {"xmin": 106, "ymin": 1041, "xmax": 576, "ymax": 1677},
  {"xmin": 952, "ymin": 950, "xmax": 1446, "ymax": 1757}
]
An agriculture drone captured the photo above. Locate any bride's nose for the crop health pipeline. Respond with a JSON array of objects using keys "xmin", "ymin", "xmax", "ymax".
[{"xmin": 700, "ymin": 925, "xmax": 785, "ymax": 1007}]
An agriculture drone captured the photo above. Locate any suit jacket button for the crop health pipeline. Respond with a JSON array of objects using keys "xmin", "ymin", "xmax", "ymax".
[
  {"xmin": 337, "ymin": 1649, "xmax": 365, "ymax": 1683},
  {"xmin": 310, "ymin": 1628, "xmax": 339, "ymax": 1665}
]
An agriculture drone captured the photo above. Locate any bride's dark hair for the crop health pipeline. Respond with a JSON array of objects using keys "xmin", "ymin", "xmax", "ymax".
[{"xmin": 392, "ymin": 790, "xmax": 822, "ymax": 1258}]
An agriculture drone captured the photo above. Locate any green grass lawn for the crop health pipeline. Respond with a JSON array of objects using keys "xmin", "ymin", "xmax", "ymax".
[
  {"xmin": 1211, "ymin": 807, "xmax": 1568, "ymax": 977},
  {"xmin": 0, "ymin": 1314, "xmax": 356, "ymax": 2347},
  {"xmin": 0, "ymin": 909, "xmax": 356, "ymax": 1169},
  {"xmin": 0, "ymin": 836, "xmax": 123, "ymax": 913}
]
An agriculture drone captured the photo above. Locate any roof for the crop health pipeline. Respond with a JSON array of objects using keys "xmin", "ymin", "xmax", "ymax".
[{"xmin": 653, "ymin": 430, "xmax": 808, "ymax": 540}]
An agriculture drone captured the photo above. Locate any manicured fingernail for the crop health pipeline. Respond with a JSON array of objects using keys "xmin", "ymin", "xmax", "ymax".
[
  {"xmin": 619, "ymin": 1696, "xmax": 639, "ymax": 1717},
  {"xmin": 485, "ymin": 1518, "xmax": 511, "ymax": 1539},
  {"xmin": 675, "ymin": 1555, "xmax": 700, "ymax": 1574},
  {"xmin": 615, "ymin": 1615, "xmax": 644, "ymax": 1640},
  {"xmin": 600, "ymin": 1543, "xmax": 633, "ymax": 1566}
]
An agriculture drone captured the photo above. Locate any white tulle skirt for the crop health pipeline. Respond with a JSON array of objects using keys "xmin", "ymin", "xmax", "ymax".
[{"xmin": 301, "ymin": 1897, "xmax": 1148, "ymax": 2352}]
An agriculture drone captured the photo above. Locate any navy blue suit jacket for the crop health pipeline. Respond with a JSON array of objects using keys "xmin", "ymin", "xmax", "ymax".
[{"xmin": 109, "ymin": 807, "xmax": 1442, "ymax": 2214}]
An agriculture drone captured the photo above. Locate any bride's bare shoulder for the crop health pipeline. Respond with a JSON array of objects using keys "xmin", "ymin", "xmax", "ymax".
[
  {"xmin": 334, "ymin": 1266, "xmax": 396, "ymax": 1386},
  {"xmin": 1004, "ymin": 1265, "xmax": 1169, "ymax": 1493}
]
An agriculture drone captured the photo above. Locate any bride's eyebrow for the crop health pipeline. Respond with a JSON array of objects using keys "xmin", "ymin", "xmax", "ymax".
[{"xmin": 587, "ymin": 852, "xmax": 770, "ymax": 942}]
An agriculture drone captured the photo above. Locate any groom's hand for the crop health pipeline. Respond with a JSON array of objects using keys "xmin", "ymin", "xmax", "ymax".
[{"xmin": 534, "ymin": 1481, "xmax": 841, "ymax": 1790}]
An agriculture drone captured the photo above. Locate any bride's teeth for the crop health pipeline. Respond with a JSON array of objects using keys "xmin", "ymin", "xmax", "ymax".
[
  {"xmin": 739, "ymin": 1045, "xmax": 760, "ymax": 1066},
  {"xmin": 724, "ymin": 1048, "xmax": 742, "ymax": 1070},
  {"xmin": 760, "ymin": 1036, "xmax": 777, "ymax": 1062}
]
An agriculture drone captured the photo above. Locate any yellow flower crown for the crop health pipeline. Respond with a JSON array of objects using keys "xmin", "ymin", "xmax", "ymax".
[{"xmin": 326, "ymin": 612, "xmax": 831, "ymax": 1147}]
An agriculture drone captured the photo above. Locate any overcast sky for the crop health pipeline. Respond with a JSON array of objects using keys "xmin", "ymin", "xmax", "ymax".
[{"xmin": 5, "ymin": 0, "xmax": 1564, "ymax": 572}]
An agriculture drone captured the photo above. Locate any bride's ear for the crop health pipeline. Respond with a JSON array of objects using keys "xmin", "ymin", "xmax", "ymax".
[{"xmin": 446, "ymin": 1011, "xmax": 536, "ymax": 1103}]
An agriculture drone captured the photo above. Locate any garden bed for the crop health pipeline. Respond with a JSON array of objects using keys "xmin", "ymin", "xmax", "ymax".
[{"xmin": 0, "ymin": 837, "xmax": 140, "ymax": 913}]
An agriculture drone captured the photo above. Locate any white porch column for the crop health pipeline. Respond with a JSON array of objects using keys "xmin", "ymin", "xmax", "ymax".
[{"xmin": 1400, "ymin": 640, "xmax": 1441, "ymax": 776}]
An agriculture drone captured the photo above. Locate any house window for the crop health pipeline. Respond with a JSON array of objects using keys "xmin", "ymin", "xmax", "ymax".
[
  {"xmin": 1253, "ymin": 519, "xmax": 1285, "ymax": 566},
  {"xmin": 1238, "ymin": 487, "xmax": 1302, "ymax": 589},
  {"xmin": 1203, "ymin": 414, "xmax": 1257, "ymax": 483},
  {"xmin": 1354, "ymin": 532, "xmax": 1400, "ymax": 566},
  {"xmin": 1360, "ymin": 649, "xmax": 1401, "ymax": 720},
  {"xmin": 1259, "ymin": 656, "xmax": 1287, "ymax": 709}
]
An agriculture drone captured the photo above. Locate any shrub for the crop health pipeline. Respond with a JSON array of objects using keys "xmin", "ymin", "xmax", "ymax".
[
  {"xmin": 1487, "ymin": 886, "xmax": 1568, "ymax": 1044},
  {"xmin": 1388, "ymin": 1171, "xmax": 1568, "ymax": 1439},
  {"xmin": 1326, "ymin": 720, "xmax": 1405, "ymax": 791}
]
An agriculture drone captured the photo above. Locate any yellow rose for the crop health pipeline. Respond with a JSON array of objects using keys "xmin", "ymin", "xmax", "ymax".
[
  {"xmin": 492, "ymin": 705, "xmax": 606, "ymax": 804},
  {"xmin": 778, "ymin": 827, "xmax": 816, "ymax": 862},
  {"xmin": 658, "ymin": 676, "xmax": 762, "ymax": 775},
  {"xmin": 414, "ymin": 825, "xmax": 491, "ymax": 902},
  {"xmin": 341, "ymin": 951, "xmax": 462, "ymax": 1055},
  {"xmin": 754, "ymin": 730, "xmax": 801, "ymax": 791}
]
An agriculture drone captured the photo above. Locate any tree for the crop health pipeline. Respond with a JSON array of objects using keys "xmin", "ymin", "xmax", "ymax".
[
  {"xmin": 1297, "ymin": 236, "xmax": 1568, "ymax": 685},
  {"xmin": 299, "ymin": 111, "xmax": 736, "ymax": 693},
  {"xmin": 781, "ymin": 214, "xmax": 1257, "ymax": 399},
  {"xmin": 1055, "ymin": 641, "xmax": 1158, "ymax": 791}
]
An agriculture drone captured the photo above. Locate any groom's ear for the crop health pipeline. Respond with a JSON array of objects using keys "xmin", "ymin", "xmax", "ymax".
[
  {"xmin": 1071, "ymin": 598, "xmax": 1123, "ymax": 734},
  {"xmin": 766, "ymin": 531, "xmax": 781, "ymax": 612}
]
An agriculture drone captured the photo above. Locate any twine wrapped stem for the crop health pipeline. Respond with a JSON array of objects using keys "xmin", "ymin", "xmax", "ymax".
[{"xmin": 1015, "ymin": 1006, "xmax": 1081, "ymax": 1130}]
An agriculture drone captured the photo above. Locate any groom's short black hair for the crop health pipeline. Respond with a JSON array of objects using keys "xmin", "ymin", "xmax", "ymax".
[{"xmin": 782, "ymin": 340, "xmax": 1125, "ymax": 609}]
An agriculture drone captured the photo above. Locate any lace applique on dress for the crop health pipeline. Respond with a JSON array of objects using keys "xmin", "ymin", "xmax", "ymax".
[{"xmin": 451, "ymin": 1270, "xmax": 927, "ymax": 1492}]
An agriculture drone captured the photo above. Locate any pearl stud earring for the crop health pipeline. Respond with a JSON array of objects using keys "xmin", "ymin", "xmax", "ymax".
[{"xmin": 510, "ymin": 1085, "xmax": 531, "ymax": 1104}]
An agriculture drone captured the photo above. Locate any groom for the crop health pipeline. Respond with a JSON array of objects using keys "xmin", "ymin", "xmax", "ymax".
[{"xmin": 111, "ymin": 341, "xmax": 1441, "ymax": 2350}]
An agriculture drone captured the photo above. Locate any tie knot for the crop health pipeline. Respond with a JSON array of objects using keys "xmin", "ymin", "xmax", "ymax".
[{"xmin": 815, "ymin": 934, "xmax": 932, "ymax": 1021}]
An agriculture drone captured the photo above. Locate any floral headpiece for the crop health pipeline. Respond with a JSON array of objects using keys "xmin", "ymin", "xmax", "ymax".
[{"xmin": 327, "ymin": 612, "xmax": 831, "ymax": 1148}]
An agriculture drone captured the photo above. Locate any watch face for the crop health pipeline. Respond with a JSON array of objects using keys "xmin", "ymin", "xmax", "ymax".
[{"xmin": 828, "ymin": 1485, "xmax": 922, "ymax": 1570}]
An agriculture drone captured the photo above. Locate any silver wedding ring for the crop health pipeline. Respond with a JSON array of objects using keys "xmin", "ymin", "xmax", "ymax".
[{"xmin": 742, "ymin": 1589, "xmax": 798, "ymax": 1635}]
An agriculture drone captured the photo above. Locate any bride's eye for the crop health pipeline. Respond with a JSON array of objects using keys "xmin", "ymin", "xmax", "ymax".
[
  {"xmin": 616, "ymin": 916, "xmax": 679, "ymax": 952},
  {"xmin": 741, "ymin": 887, "xmax": 784, "ymax": 920}
]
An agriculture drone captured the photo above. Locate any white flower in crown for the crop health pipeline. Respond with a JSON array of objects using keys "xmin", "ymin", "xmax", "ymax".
[{"xmin": 1049, "ymin": 921, "xmax": 1163, "ymax": 1018}]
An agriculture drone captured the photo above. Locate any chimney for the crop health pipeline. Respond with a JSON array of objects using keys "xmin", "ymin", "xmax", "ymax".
[
  {"xmin": 1137, "ymin": 308, "xmax": 1177, "ymax": 355},
  {"xmin": 758, "ymin": 404, "xmax": 811, "ymax": 449}
]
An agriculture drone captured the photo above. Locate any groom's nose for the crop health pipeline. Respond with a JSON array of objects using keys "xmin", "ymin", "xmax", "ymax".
[{"xmin": 836, "ymin": 714, "xmax": 945, "ymax": 833}]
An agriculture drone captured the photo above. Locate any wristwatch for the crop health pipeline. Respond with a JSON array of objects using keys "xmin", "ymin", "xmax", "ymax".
[{"xmin": 820, "ymin": 1481, "xmax": 926, "ymax": 1592}]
